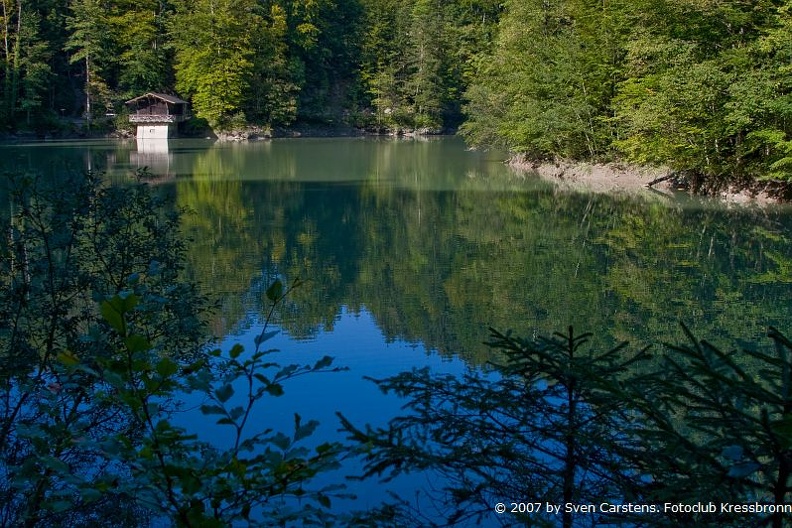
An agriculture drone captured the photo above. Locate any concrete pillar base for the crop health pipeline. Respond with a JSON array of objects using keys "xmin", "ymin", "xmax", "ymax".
[{"xmin": 136, "ymin": 124, "xmax": 173, "ymax": 140}]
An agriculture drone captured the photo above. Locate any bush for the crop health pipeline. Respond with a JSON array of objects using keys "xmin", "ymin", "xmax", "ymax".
[{"xmin": 0, "ymin": 172, "xmax": 346, "ymax": 526}]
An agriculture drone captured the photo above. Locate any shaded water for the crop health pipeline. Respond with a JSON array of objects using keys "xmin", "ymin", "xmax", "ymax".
[{"xmin": 3, "ymin": 136, "xmax": 792, "ymax": 518}]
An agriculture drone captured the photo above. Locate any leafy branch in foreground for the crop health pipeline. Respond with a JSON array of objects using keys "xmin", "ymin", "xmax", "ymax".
[
  {"xmin": 1, "ymin": 171, "xmax": 203, "ymax": 525},
  {"xmin": 340, "ymin": 327, "xmax": 650, "ymax": 527},
  {"xmin": 94, "ymin": 279, "xmax": 349, "ymax": 526},
  {"xmin": 622, "ymin": 325, "xmax": 792, "ymax": 528},
  {"xmin": 343, "ymin": 325, "xmax": 792, "ymax": 528},
  {"xmin": 0, "ymin": 173, "xmax": 348, "ymax": 526}
]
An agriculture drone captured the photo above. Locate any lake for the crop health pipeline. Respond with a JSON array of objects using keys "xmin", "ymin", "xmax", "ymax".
[{"xmin": 3, "ymin": 136, "xmax": 792, "ymax": 522}]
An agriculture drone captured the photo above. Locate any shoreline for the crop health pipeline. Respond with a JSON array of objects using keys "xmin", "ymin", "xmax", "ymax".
[
  {"xmin": 509, "ymin": 157, "xmax": 790, "ymax": 206},
  {"xmin": 3, "ymin": 126, "xmax": 790, "ymax": 206}
]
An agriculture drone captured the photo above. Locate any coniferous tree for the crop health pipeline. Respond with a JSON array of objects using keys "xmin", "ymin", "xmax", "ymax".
[
  {"xmin": 341, "ymin": 328, "xmax": 648, "ymax": 527},
  {"xmin": 64, "ymin": 0, "xmax": 115, "ymax": 127},
  {"xmin": 287, "ymin": 0, "xmax": 364, "ymax": 123},
  {"xmin": 244, "ymin": 3, "xmax": 299, "ymax": 127},
  {"xmin": 1, "ymin": 0, "xmax": 52, "ymax": 130},
  {"xmin": 405, "ymin": 0, "xmax": 446, "ymax": 130},
  {"xmin": 15, "ymin": 9, "xmax": 51, "ymax": 126}
]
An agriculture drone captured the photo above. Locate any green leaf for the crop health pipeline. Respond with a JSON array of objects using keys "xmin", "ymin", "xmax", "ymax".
[
  {"xmin": 771, "ymin": 416, "xmax": 792, "ymax": 449},
  {"xmin": 100, "ymin": 439, "xmax": 122, "ymax": 456},
  {"xmin": 229, "ymin": 406, "xmax": 245, "ymax": 421},
  {"xmin": 155, "ymin": 419, "xmax": 173, "ymax": 433},
  {"xmin": 180, "ymin": 473, "xmax": 202, "ymax": 495},
  {"xmin": 229, "ymin": 344, "xmax": 244, "ymax": 359},
  {"xmin": 266, "ymin": 279, "xmax": 283, "ymax": 302},
  {"xmin": 156, "ymin": 357, "xmax": 179, "ymax": 378},
  {"xmin": 40, "ymin": 456, "xmax": 70, "ymax": 474},
  {"xmin": 265, "ymin": 383, "xmax": 284, "ymax": 397},
  {"xmin": 721, "ymin": 445, "xmax": 744, "ymax": 461},
  {"xmin": 200, "ymin": 405, "xmax": 226, "ymax": 416},
  {"xmin": 80, "ymin": 487, "xmax": 103, "ymax": 502},
  {"xmin": 125, "ymin": 335, "xmax": 151, "ymax": 353},
  {"xmin": 187, "ymin": 370, "xmax": 212, "ymax": 391},
  {"xmin": 272, "ymin": 432, "xmax": 291, "ymax": 450},
  {"xmin": 253, "ymin": 373, "xmax": 271, "ymax": 385},
  {"xmin": 100, "ymin": 300, "xmax": 125, "ymax": 334},
  {"xmin": 316, "ymin": 443, "xmax": 334, "ymax": 455},
  {"xmin": 48, "ymin": 500, "xmax": 73, "ymax": 513},
  {"xmin": 215, "ymin": 383, "xmax": 234, "ymax": 403},
  {"xmin": 118, "ymin": 292, "xmax": 140, "ymax": 312},
  {"xmin": 293, "ymin": 414, "xmax": 319, "ymax": 442},
  {"xmin": 254, "ymin": 330, "xmax": 278, "ymax": 347},
  {"xmin": 276, "ymin": 364, "xmax": 299, "ymax": 379},
  {"xmin": 313, "ymin": 355, "xmax": 333, "ymax": 370},
  {"xmin": 317, "ymin": 493, "xmax": 331, "ymax": 508},
  {"xmin": 57, "ymin": 351, "xmax": 80, "ymax": 367}
]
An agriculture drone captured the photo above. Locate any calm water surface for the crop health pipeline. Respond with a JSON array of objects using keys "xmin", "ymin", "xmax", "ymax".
[{"xmin": 3, "ymin": 136, "xmax": 792, "ymax": 517}]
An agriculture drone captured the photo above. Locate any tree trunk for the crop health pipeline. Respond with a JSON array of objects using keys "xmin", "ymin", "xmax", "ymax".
[{"xmin": 85, "ymin": 56, "xmax": 91, "ymax": 130}]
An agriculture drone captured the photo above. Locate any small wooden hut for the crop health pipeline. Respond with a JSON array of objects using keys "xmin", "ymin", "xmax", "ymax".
[{"xmin": 125, "ymin": 92, "xmax": 190, "ymax": 139}]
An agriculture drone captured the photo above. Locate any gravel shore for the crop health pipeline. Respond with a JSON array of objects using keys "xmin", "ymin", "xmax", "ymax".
[{"xmin": 509, "ymin": 157, "xmax": 786, "ymax": 206}]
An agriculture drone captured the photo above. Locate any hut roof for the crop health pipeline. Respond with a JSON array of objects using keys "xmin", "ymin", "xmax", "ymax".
[{"xmin": 125, "ymin": 92, "xmax": 188, "ymax": 105}]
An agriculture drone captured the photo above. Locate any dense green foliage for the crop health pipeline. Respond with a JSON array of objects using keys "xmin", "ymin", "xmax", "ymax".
[
  {"xmin": 461, "ymin": 0, "xmax": 792, "ymax": 186},
  {"xmin": 6, "ymin": 0, "xmax": 792, "ymax": 183},
  {"xmin": 0, "ymin": 0, "xmax": 499, "ymax": 133}
]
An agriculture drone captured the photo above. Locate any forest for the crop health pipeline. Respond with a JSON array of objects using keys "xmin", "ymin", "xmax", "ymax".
[{"xmin": 4, "ymin": 0, "xmax": 792, "ymax": 185}]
